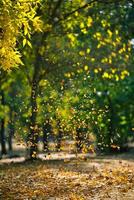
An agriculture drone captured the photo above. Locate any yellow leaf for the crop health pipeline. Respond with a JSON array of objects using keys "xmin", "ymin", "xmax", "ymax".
[
  {"xmin": 115, "ymin": 30, "xmax": 119, "ymax": 35},
  {"xmin": 103, "ymin": 72, "xmax": 109, "ymax": 78},
  {"xmin": 107, "ymin": 29, "xmax": 112, "ymax": 37},
  {"xmin": 86, "ymin": 48, "xmax": 90, "ymax": 53},
  {"xmin": 80, "ymin": 22, "xmax": 84, "ymax": 29},
  {"xmin": 94, "ymin": 69, "xmax": 98, "ymax": 73},
  {"xmin": 27, "ymin": 40, "xmax": 32, "ymax": 48},
  {"xmin": 79, "ymin": 51, "xmax": 85, "ymax": 56},
  {"xmin": 23, "ymin": 38, "xmax": 27, "ymax": 47},
  {"xmin": 84, "ymin": 65, "xmax": 88, "ymax": 71},
  {"xmin": 75, "ymin": 11, "xmax": 78, "ymax": 17},
  {"xmin": 24, "ymin": 27, "xmax": 28, "ymax": 35},
  {"xmin": 87, "ymin": 16, "xmax": 93, "ymax": 27}
]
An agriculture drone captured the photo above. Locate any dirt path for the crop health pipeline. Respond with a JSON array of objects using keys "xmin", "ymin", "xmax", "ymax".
[{"xmin": 1, "ymin": 154, "xmax": 134, "ymax": 200}]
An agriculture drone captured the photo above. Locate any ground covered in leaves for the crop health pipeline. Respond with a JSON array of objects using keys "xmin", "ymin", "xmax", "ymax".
[{"xmin": 1, "ymin": 156, "xmax": 134, "ymax": 200}]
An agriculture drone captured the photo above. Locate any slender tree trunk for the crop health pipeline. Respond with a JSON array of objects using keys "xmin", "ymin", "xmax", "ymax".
[
  {"xmin": 43, "ymin": 131, "xmax": 48, "ymax": 152},
  {"xmin": 56, "ymin": 130, "xmax": 62, "ymax": 151},
  {"xmin": 0, "ymin": 119, "xmax": 7, "ymax": 155},
  {"xmin": 26, "ymin": 51, "xmax": 42, "ymax": 159},
  {"xmin": 27, "ymin": 32, "xmax": 49, "ymax": 160},
  {"xmin": 29, "ymin": 78, "xmax": 39, "ymax": 159},
  {"xmin": 8, "ymin": 109, "xmax": 15, "ymax": 154},
  {"xmin": 0, "ymin": 90, "xmax": 7, "ymax": 155},
  {"xmin": 107, "ymin": 95, "xmax": 115, "ymax": 151},
  {"xmin": 76, "ymin": 128, "xmax": 83, "ymax": 152},
  {"xmin": 56, "ymin": 121, "xmax": 62, "ymax": 151},
  {"xmin": 43, "ymin": 120, "xmax": 51, "ymax": 152}
]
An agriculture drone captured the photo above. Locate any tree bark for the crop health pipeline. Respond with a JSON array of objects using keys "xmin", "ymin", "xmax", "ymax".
[
  {"xmin": 43, "ymin": 120, "xmax": 51, "ymax": 152},
  {"xmin": 0, "ymin": 90, "xmax": 7, "ymax": 155},
  {"xmin": 76, "ymin": 128, "xmax": 84, "ymax": 152},
  {"xmin": 56, "ymin": 121, "xmax": 62, "ymax": 151},
  {"xmin": 29, "ymin": 77, "xmax": 39, "ymax": 159},
  {"xmin": 8, "ymin": 109, "xmax": 15, "ymax": 153}
]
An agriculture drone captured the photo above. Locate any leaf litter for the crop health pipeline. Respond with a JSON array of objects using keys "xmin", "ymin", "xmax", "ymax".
[{"xmin": 0, "ymin": 158, "xmax": 134, "ymax": 199}]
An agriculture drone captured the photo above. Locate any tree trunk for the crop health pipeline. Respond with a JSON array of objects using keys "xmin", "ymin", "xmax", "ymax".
[
  {"xmin": 76, "ymin": 128, "xmax": 83, "ymax": 152},
  {"xmin": 8, "ymin": 109, "xmax": 15, "ymax": 154},
  {"xmin": 29, "ymin": 78, "xmax": 39, "ymax": 159},
  {"xmin": 0, "ymin": 90, "xmax": 7, "ymax": 155},
  {"xmin": 43, "ymin": 131, "xmax": 48, "ymax": 152},
  {"xmin": 56, "ymin": 130, "xmax": 62, "ymax": 151},
  {"xmin": 56, "ymin": 121, "xmax": 62, "ymax": 151},
  {"xmin": 43, "ymin": 120, "xmax": 51, "ymax": 152},
  {"xmin": 107, "ymin": 95, "xmax": 115, "ymax": 151},
  {"xmin": 0, "ymin": 119, "xmax": 7, "ymax": 155},
  {"xmin": 27, "ymin": 32, "xmax": 49, "ymax": 160}
]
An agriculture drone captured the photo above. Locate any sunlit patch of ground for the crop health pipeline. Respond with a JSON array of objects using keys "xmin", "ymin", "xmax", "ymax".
[{"xmin": 1, "ymin": 158, "xmax": 134, "ymax": 200}]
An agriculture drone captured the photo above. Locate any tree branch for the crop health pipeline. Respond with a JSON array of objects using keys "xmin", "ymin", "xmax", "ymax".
[
  {"xmin": 62, "ymin": 0, "xmax": 97, "ymax": 20},
  {"xmin": 57, "ymin": 0, "xmax": 129, "ymax": 23}
]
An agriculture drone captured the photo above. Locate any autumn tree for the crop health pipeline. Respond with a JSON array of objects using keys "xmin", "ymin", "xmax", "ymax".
[{"xmin": 21, "ymin": 0, "xmax": 133, "ymax": 159}]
